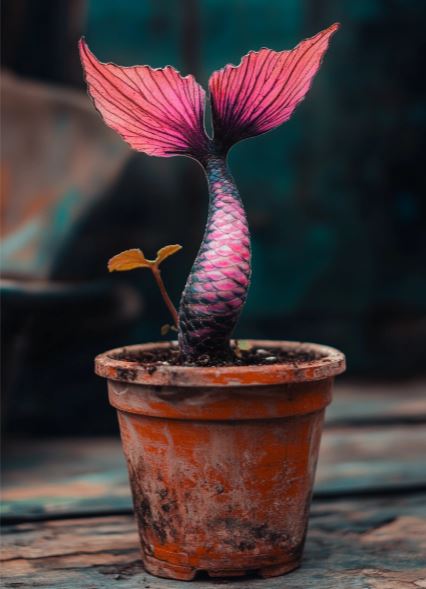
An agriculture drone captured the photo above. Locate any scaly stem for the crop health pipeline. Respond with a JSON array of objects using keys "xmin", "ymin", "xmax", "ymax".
[
  {"xmin": 178, "ymin": 155, "xmax": 251, "ymax": 360},
  {"xmin": 151, "ymin": 265, "xmax": 179, "ymax": 328}
]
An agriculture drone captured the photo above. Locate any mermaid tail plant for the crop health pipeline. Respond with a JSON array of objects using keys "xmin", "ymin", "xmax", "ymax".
[{"xmin": 79, "ymin": 23, "xmax": 338, "ymax": 361}]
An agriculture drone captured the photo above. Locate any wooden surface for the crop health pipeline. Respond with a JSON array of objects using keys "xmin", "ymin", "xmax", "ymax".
[{"xmin": 2, "ymin": 381, "xmax": 426, "ymax": 588}]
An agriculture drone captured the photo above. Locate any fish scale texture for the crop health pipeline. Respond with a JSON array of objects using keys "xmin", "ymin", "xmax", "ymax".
[
  {"xmin": 79, "ymin": 25, "xmax": 338, "ymax": 360},
  {"xmin": 178, "ymin": 156, "xmax": 251, "ymax": 358}
]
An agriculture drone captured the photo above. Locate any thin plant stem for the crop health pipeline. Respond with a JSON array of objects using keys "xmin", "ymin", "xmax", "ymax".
[{"xmin": 151, "ymin": 265, "xmax": 179, "ymax": 327}]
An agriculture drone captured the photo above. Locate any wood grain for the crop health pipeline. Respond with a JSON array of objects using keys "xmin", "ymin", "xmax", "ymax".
[
  {"xmin": 327, "ymin": 380, "xmax": 426, "ymax": 425},
  {"xmin": 2, "ymin": 381, "xmax": 425, "ymax": 587},
  {"xmin": 3, "ymin": 423, "xmax": 426, "ymax": 520},
  {"xmin": 2, "ymin": 495, "xmax": 425, "ymax": 588}
]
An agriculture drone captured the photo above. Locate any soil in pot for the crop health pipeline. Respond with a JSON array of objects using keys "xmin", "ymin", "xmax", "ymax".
[{"xmin": 95, "ymin": 340, "xmax": 345, "ymax": 580}]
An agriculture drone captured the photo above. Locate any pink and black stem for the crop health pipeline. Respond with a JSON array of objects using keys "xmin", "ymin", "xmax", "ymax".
[
  {"xmin": 178, "ymin": 155, "xmax": 251, "ymax": 359},
  {"xmin": 79, "ymin": 23, "xmax": 338, "ymax": 361}
]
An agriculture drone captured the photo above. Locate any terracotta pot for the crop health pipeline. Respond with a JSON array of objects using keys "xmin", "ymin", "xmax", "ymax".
[{"xmin": 95, "ymin": 340, "xmax": 345, "ymax": 580}]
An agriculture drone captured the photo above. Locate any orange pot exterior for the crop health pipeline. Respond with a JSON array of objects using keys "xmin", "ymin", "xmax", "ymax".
[{"xmin": 95, "ymin": 340, "xmax": 345, "ymax": 580}]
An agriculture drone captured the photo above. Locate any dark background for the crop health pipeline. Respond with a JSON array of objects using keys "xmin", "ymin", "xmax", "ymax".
[{"xmin": 1, "ymin": 0, "xmax": 425, "ymax": 436}]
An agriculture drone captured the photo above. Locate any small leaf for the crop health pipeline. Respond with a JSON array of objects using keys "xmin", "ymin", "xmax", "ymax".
[
  {"xmin": 155, "ymin": 244, "xmax": 182, "ymax": 266},
  {"xmin": 108, "ymin": 249, "xmax": 152, "ymax": 272},
  {"xmin": 161, "ymin": 324, "xmax": 171, "ymax": 336}
]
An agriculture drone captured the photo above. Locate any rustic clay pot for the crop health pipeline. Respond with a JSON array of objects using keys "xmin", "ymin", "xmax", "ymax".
[{"xmin": 95, "ymin": 340, "xmax": 345, "ymax": 581}]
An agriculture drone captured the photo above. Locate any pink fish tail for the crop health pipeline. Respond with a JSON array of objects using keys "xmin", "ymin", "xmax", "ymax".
[
  {"xmin": 209, "ymin": 23, "xmax": 339, "ymax": 154},
  {"xmin": 78, "ymin": 38, "xmax": 210, "ymax": 160},
  {"xmin": 79, "ymin": 24, "xmax": 339, "ymax": 360}
]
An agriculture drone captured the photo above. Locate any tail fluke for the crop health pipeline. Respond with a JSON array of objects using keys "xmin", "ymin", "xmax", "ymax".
[
  {"xmin": 79, "ymin": 39, "xmax": 209, "ymax": 159},
  {"xmin": 209, "ymin": 23, "xmax": 339, "ymax": 153},
  {"xmin": 79, "ymin": 25, "xmax": 338, "ymax": 160}
]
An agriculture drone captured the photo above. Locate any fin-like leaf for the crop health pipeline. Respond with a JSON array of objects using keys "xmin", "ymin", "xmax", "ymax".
[
  {"xmin": 156, "ymin": 244, "xmax": 182, "ymax": 265},
  {"xmin": 79, "ymin": 39, "xmax": 208, "ymax": 158},
  {"xmin": 209, "ymin": 23, "xmax": 339, "ymax": 150},
  {"xmin": 108, "ymin": 249, "xmax": 151, "ymax": 272}
]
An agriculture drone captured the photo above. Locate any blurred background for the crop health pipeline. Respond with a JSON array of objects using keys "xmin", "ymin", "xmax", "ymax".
[{"xmin": 1, "ymin": 0, "xmax": 425, "ymax": 436}]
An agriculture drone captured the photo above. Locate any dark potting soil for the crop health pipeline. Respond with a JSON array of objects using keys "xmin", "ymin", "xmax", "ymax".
[{"xmin": 114, "ymin": 342, "xmax": 324, "ymax": 370}]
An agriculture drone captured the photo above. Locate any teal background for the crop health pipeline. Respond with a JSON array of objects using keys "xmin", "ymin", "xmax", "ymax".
[
  {"xmin": 83, "ymin": 0, "xmax": 426, "ymax": 373},
  {"xmin": 2, "ymin": 0, "xmax": 425, "ymax": 434}
]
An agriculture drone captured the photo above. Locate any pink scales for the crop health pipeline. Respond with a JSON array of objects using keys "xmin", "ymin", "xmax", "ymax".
[{"xmin": 79, "ymin": 24, "xmax": 339, "ymax": 359}]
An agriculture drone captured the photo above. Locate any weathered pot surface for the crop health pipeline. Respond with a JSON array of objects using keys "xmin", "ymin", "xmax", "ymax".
[{"xmin": 95, "ymin": 340, "xmax": 345, "ymax": 580}]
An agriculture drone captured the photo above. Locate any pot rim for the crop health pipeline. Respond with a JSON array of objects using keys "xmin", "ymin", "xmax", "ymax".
[{"xmin": 95, "ymin": 340, "xmax": 346, "ymax": 388}]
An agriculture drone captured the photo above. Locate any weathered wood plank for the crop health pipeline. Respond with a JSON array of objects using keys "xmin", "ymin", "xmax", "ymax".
[
  {"xmin": 327, "ymin": 380, "xmax": 426, "ymax": 425},
  {"xmin": 1, "ymin": 495, "xmax": 425, "ymax": 588},
  {"xmin": 2, "ymin": 423, "xmax": 426, "ymax": 520},
  {"xmin": 316, "ymin": 424, "xmax": 426, "ymax": 496},
  {"xmin": 1, "ymin": 438, "xmax": 130, "ymax": 520}
]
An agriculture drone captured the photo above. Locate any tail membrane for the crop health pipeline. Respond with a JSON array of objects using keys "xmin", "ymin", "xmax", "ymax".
[
  {"xmin": 79, "ymin": 24, "xmax": 338, "ymax": 161},
  {"xmin": 79, "ymin": 39, "xmax": 209, "ymax": 159},
  {"xmin": 209, "ymin": 23, "xmax": 339, "ymax": 152}
]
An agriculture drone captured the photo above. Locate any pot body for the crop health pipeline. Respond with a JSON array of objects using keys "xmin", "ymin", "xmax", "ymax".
[{"xmin": 96, "ymin": 340, "xmax": 345, "ymax": 580}]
